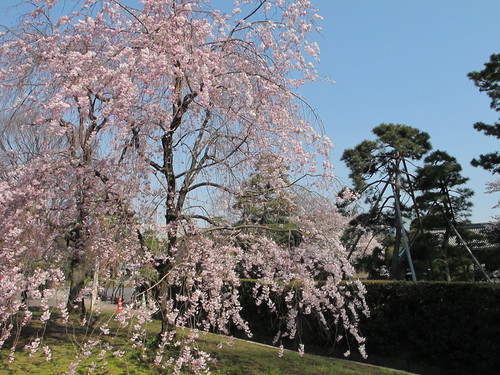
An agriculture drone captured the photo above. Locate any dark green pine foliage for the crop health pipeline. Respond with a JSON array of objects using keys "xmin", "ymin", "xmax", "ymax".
[
  {"xmin": 233, "ymin": 172, "xmax": 302, "ymax": 248},
  {"xmin": 468, "ymin": 53, "xmax": 500, "ymax": 174},
  {"xmin": 341, "ymin": 123, "xmax": 432, "ymax": 279},
  {"xmin": 413, "ymin": 150, "xmax": 475, "ymax": 281},
  {"xmin": 342, "ymin": 124, "xmax": 431, "ymax": 191}
]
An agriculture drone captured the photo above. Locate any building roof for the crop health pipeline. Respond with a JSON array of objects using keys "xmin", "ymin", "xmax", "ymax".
[{"xmin": 430, "ymin": 223, "xmax": 500, "ymax": 251}]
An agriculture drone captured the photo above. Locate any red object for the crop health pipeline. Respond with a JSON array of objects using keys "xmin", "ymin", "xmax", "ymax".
[{"xmin": 116, "ymin": 296, "xmax": 123, "ymax": 313}]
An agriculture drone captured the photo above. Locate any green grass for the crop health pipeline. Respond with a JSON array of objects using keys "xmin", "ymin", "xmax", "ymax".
[
  {"xmin": 196, "ymin": 336, "xmax": 413, "ymax": 375},
  {"xmin": 0, "ymin": 313, "xmax": 414, "ymax": 375}
]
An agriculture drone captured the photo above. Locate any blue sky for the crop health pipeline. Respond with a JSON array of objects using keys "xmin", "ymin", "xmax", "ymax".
[
  {"xmin": 305, "ymin": 0, "xmax": 500, "ymax": 222},
  {"xmin": 1, "ymin": 0, "xmax": 499, "ymax": 222}
]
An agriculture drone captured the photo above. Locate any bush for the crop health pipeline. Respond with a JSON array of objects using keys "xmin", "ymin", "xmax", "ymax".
[
  {"xmin": 359, "ymin": 281, "xmax": 500, "ymax": 375},
  {"xmin": 238, "ymin": 280, "xmax": 500, "ymax": 375}
]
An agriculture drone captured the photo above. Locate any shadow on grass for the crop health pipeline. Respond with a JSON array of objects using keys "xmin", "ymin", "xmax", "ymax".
[{"xmin": 1, "ymin": 311, "xmax": 415, "ymax": 375}]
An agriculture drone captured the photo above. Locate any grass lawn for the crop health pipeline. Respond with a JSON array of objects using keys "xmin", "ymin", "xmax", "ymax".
[{"xmin": 0, "ymin": 311, "xmax": 414, "ymax": 375}]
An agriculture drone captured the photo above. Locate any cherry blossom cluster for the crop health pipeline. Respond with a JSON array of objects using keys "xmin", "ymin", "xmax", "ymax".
[{"xmin": 0, "ymin": 0, "xmax": 369, "ymax": 372}]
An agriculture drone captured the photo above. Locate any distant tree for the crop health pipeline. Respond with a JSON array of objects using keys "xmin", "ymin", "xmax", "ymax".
[
  {"xmin": 486, "ymin": 179, "xmax": 500, "ymax": 220},
  {"xmin": 468, "ymin": 53, "xmax": 500, "ymax": 174},
  {"xmin": 481, "ymin": 181, "xmax": 500, "ymax": 280},
  {"xmin": 415, "ymin": 150, "xmax": 473, "ymax": 222},
  {"xmin": 341, "ymin": 123, "xmax": 432, "ymax": 279},
  {"xmin": 468, "ymin": 53, "xmax": 500, "ymax": 241},
  {"xmin": 233, "ymin": 168, "xmax": 302, "ymax": 248},
  {"xmin": 413, "ymin": 150, "xmax": 474, "ymax": 280}
]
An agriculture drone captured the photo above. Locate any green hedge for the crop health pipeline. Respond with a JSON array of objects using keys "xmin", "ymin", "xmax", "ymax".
[
  {"xmin": 237, "ymin": 280, "xmax": 500, "ymax": 375},
  {"xmin": 359, "ymin": 281, "xmax": 500, "ymax": 374}
]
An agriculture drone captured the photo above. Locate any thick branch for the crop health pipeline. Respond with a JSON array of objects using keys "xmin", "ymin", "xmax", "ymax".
[{"xmin": 202, "ymin": 223, "xmax": 302, "ymax": 236}]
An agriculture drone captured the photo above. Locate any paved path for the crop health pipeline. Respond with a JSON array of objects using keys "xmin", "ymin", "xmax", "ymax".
[{"xmin": 25, "ymin": 287, "xmax": 136, "ymax": 313}]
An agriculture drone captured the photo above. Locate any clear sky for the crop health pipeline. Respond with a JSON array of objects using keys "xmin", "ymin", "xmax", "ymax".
[
  {"xmin": 1, "ymin": 0, "xmax": 499, "ymax": 222},
  {"xmin": 304, "ymin": 0, "xmax": 500, "ymax": 222}
]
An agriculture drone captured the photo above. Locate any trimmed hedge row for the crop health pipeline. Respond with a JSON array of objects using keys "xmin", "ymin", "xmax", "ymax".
[
  {"xmin": 358, "ymin": 281, "xmax": 500, "ymax": 374},
  {"xmin": 237, "ymin": 280, "xmax": 500, "ymax": 375}
]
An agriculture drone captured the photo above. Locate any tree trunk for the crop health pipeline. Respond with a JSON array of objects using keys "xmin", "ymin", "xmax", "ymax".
[
  {"xmin": 67, "ymin": 253, "xmax": 87, "ymax": 315},
  {"xmin": 154, "ymin": 260, "xmax": 175, "ymax": 335},
  {"xmin": 390, "ymin": 162, "xmax": 403, "ymax": 280},
  {"xmin": 153, "ymin": 129, "xmax": 180, "ymax": 336}
]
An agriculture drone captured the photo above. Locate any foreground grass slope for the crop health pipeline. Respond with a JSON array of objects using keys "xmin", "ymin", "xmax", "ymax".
[{"xmin": 0, "ymin": 312, "xmax": 414, "ymax": 375}]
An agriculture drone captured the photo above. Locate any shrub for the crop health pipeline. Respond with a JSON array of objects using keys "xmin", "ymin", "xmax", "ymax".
[{"xmin": 238, "ymin": 280, "xmax": 500, "ymax": 375}]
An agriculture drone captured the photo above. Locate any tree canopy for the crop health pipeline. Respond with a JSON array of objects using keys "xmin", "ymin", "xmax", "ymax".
[
  {"xmin": 341, "ymin": 123, "xmax": 431, "ymax": 279},
  {"xmin": 412, "ymin": 150, "xmax": 474, "ymax": 281},
  {"xmin": 468, "ymin": 53, "xmax": 500, "ymax": 174},
  {"xmin": 0, "ymin": 1, "xmax": 368, "ymax": 372}
]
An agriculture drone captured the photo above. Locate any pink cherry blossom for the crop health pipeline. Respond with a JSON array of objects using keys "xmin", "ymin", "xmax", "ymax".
[{"xmin": 0, "ymin": 1, "xmax": 369, "ymax": 372}]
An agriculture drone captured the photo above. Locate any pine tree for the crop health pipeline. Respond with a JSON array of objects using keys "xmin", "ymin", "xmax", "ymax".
[
  {"xmin": 342, "ymin": 123, "xmax": 432, "ymax": 279},
  {"xmin": 468, "ymin": 53, "xmax": 500, "ymax": 174}
]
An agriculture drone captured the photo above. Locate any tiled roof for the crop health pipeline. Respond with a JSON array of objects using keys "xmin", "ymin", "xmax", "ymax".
[{"xmin": 429, "ymin": 223, "xmax": 500, "ymax": 251}]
